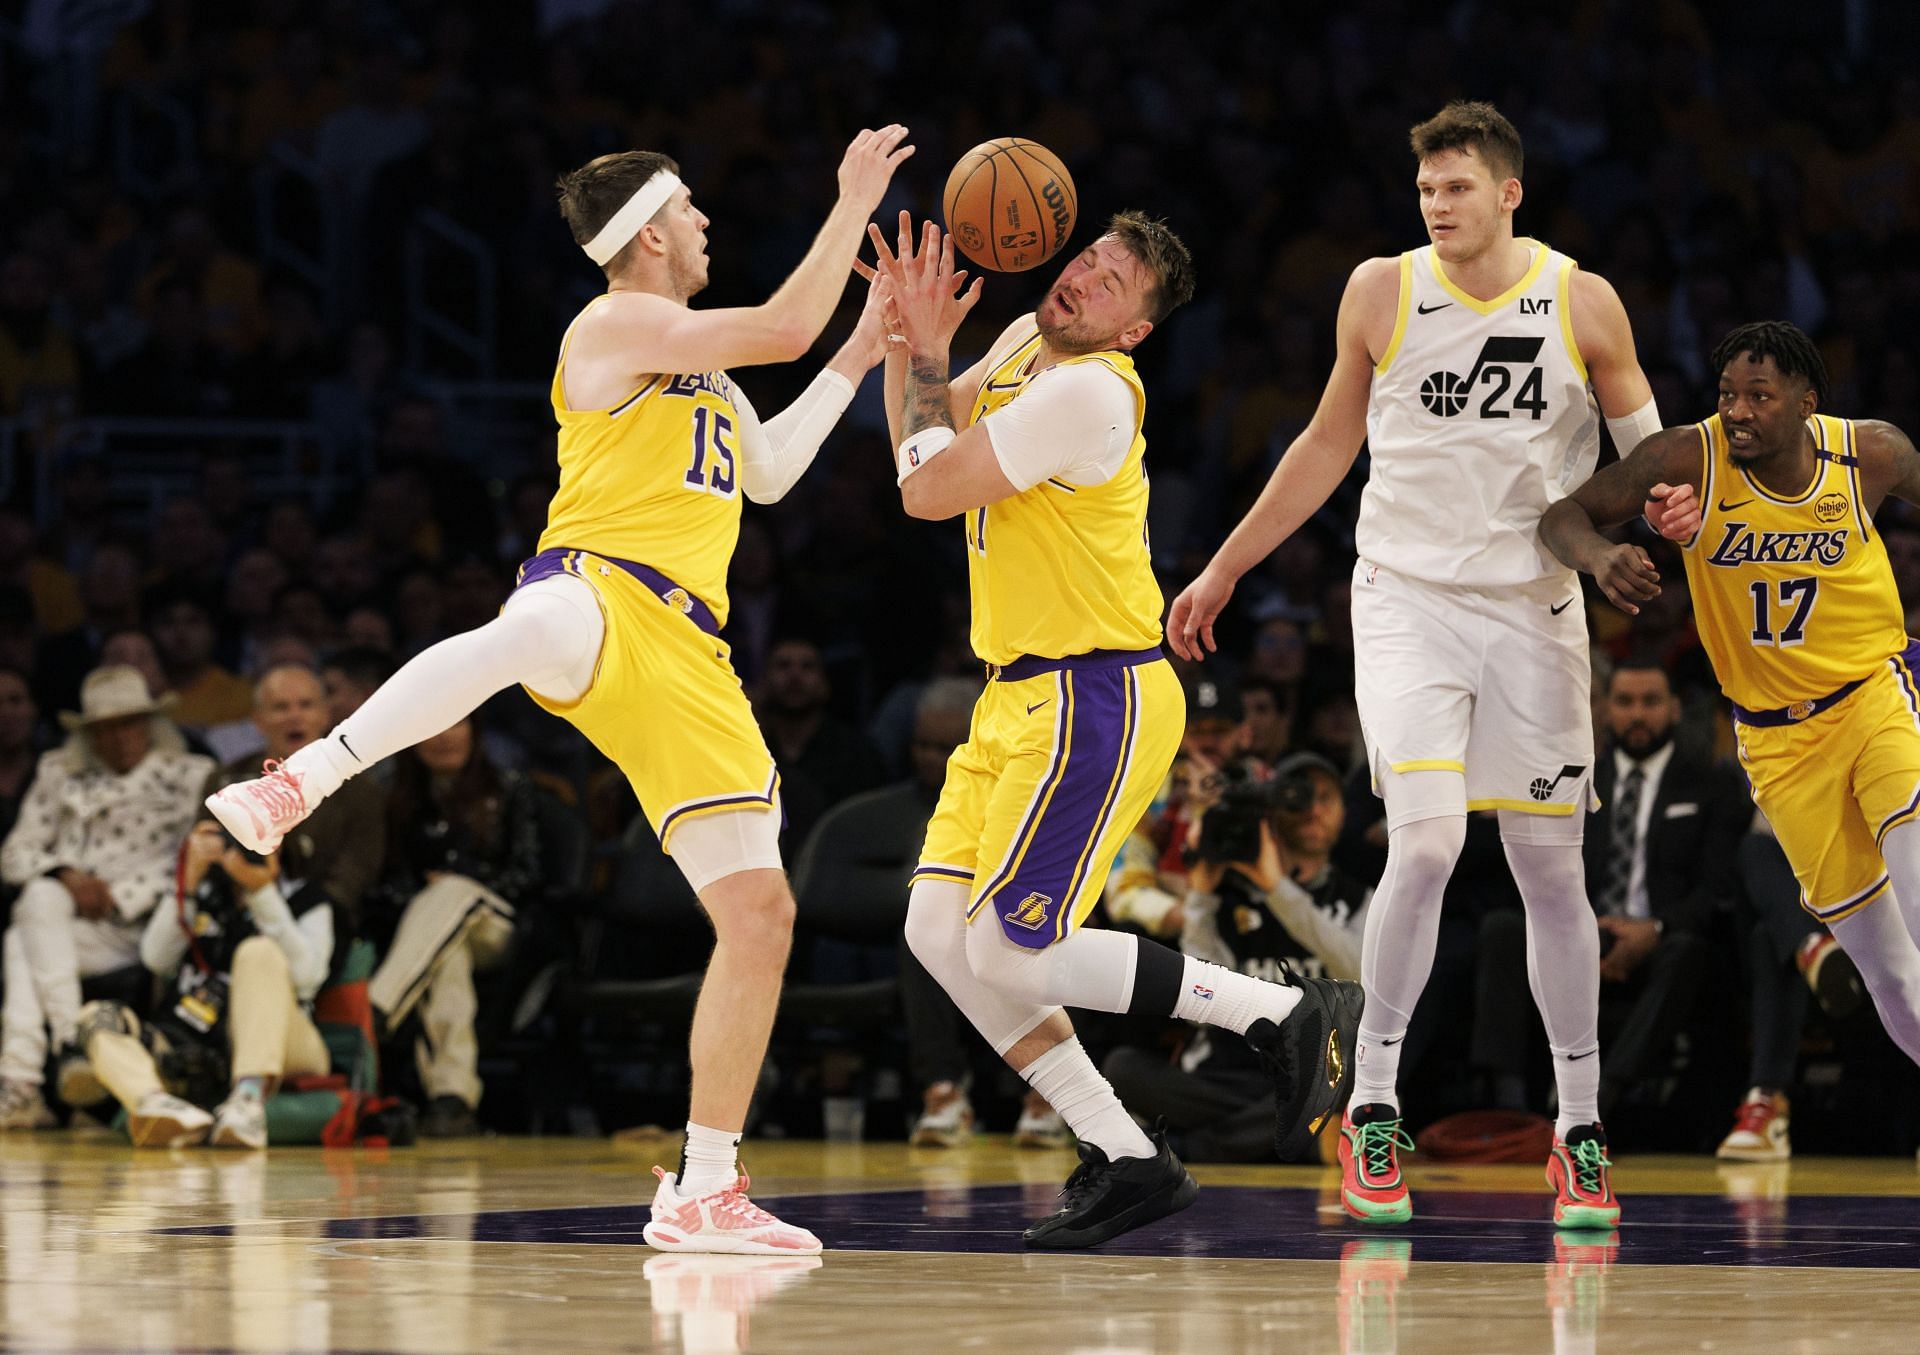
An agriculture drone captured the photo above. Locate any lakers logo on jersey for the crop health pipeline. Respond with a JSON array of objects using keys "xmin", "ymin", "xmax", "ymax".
[
  {"xmin": 663, "ymin": 587, "xmax": 694, "ymax": 614},
  {"xmin": 1681, "ymin": 413, "xmax": 1905, "ymax": 710},
  {"xmin": 1004, "ymin": 892, "xmax": 1053, "ymax": 931}
]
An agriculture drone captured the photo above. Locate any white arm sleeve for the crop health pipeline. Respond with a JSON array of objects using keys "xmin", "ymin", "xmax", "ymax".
[
  {"xmin": 979, "ymin": 362, "xmax": 1139, "ymax": 492},
  {"xmin": 1605, "ymin": 397, "xmax": 1662, "ymax": 457},
  {"xmin": 734, "ymin": 368, "xmax": 856, "ymax": 504},
  {"xmin": 245, "ymin": 884, "xmax": 333, "ymax": 1001}
]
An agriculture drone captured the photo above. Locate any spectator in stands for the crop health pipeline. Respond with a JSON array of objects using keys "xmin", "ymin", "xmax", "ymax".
[
  {"xmin": 0, "ymin": 666, "xmax": 212, "ymax": 1128},
  {"xmin": 1473, "ymin": 656, "xmax": 1746, "ymax": 1118},
  {"xmin": 149, "ymin": 498, "xmax": 229, "ymax": 599},
  {"xmin": 0, "ymin": 509, "xmax": 82, "ymax": 636},
  {"xmin": 1104, "ymin": 752, "xmax": 1369, "ymax": 1161},
  {"xmin": 754, "ymin": 637, "xmax": 883, "ymax": 849},
  {"xmin": 365, "ymin": 714, "xmax": 537, "ymax": 1137},
  {"xmin": 0, "ymin": 668, "xmax": 42, "ymax": 848},
  {"xmin": 201, "ymin": 664, "xmax": 386, "ymax": 944},
  {"xmin": 75, "ymin": 817, "xmax": 337, "ymax": 1148},
  {"xmin": 1238, "ymin": 676, "xmax": 1295, "ymax": 763},
  {"xmin": 220, "ymin": 547, "xmax": 289, "ymax": 675},
  {"xmin": 149, "ymin": 589, "xmax": 251, "ymax": 731}
]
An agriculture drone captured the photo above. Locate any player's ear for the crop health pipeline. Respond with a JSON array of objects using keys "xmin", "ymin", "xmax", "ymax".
[
  {"xmin": 1500, "ymin": 177, "xmax": 1523, "ymax": 214},
  {"xmin": 1117, "ymin": 318, "xmax": 1154, "ymax": 351}
]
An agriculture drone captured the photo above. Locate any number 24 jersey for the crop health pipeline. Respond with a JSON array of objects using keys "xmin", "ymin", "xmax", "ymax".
[{"xmin": 1359, "ymin": 240, "xmax": 1599, "ymax": 588}]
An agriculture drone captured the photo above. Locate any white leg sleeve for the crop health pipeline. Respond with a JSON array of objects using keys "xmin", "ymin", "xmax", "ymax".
[
  {"xmin": 904, "ymin": 881, "xmax": 1055, "ymax": 1056},
  {"xmin": 669, "ymin": 807, "xmax": 785, "ymax": 894},
  {"xmin": 1351, "ymin": 813, "xmax": 1466, "ymax": 1108},
  {"xmin": 1503, "ymin": 840, "xmax": 1602, "ymax": 1128},
  {"xmin": 1829, "ymin": 897, "xmax": 1920, "ymax": 1065},
  {"xmin": 292, "ymin": 575, "xmax": 603, "ymax": 789}
]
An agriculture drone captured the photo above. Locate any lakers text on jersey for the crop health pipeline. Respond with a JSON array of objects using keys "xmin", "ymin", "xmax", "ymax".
[
  {"xmin": 1360, "ymin": 240, "xmax": 1598, "ymax": 587},
  {"xmin": 1684, "ymin": 414, "xmax": 1920, "ymax": 921}
]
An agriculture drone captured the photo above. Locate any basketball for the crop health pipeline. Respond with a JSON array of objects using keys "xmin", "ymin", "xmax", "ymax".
[{"xmin": 943, "ymin": 138, "xmax": 1078, "ymax": 272}]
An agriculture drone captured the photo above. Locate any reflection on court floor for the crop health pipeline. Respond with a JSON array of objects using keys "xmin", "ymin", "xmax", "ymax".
[{"xmin": 3, "ymin": 1136, "xmax": 1917, "ymax": 1353}]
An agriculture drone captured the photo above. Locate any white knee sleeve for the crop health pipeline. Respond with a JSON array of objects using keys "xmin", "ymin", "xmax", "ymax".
[
  {"xmin": 906, "ymin": 881, "xmax": 1055, "ymax": 1056},
  {"xmin": 669, "ymin": 808, "xmax": 784, "ymax": 893},
  {"xmin": 961, "ymin": 914, "xmax": 1139, "ymax": 1013},
  {"xmin": 1831, "ymin": 897, "xmax": 1920, "ymax": 1065},
  {"xmin": 1357, "ymin": 813, "xmax": 1466, "ymax": 1033}
]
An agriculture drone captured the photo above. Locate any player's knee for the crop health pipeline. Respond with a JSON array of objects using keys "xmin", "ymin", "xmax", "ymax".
[
  {"xmin": 1390, "ymin": 815, "xmax": 1467, "ymax": 886},
  {"xmin": 702, "ymin": 873, "xmax": 797, "ymax": 950},
  {"xmin": 962, "ymin": 920, "xmax": 1050, "ymax": 1006}
]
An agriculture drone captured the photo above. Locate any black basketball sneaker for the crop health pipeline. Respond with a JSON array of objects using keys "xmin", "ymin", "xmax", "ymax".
[
  {"xmin": 1248, "ymin": 973, "xmax": 1366, "ymax": 1161},
  {"xmin": 1023, "ymin": 1125, "xmax": 1199, "ymax": 1250}
]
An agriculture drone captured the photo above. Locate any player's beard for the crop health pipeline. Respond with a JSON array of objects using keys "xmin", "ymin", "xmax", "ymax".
[
  {"xmin": 1035, "ymin": 303, "xmax": 1113, "ymax": 357},
  {"xmin": 667, "ymin": 241, "xmax": 708, "ymax": 303}
]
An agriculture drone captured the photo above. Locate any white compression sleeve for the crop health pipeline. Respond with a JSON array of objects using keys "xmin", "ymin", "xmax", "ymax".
[
  {"xmin": 734, "ymin": 369, "xmax": 855, "ymax": 504},
  {"xmin": 1604, "ymin": 397, "xmax": 1662, "ymax": 457}
]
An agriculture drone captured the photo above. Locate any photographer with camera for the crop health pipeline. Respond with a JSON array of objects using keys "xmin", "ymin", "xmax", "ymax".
[
  {"xmin": 75, "ymin": 814, "xmax": 335, "ymax": 1148},
  {"xmin": 1104, "ymin": 752, "xmax": 1371, "ymax": 1161}
]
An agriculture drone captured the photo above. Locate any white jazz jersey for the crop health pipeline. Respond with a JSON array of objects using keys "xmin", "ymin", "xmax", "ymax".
[{"xmin": 1357, "ymin": 239, "xmax": 1600, "ymax": 587}]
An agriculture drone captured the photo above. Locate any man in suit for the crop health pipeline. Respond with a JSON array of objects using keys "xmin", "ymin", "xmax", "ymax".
[{"xmin": 1472, "ymin": 654, "xmax": 1747, "ymax": 1117}]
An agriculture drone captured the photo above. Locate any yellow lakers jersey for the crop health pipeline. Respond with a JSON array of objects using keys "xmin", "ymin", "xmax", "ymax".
[
  {"xmin": 1682, "ymin": 413, "xmax": 1905, "ymax": 710},
  {"xmin": 539, "ymin": 296, "xmax": 743, "ymax": 625},
  {"xmin": 965, "ymin": 331, "xmax": 1164, "ymax": 665}
]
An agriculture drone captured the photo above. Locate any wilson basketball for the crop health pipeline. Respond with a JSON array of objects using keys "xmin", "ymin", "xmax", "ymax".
[{"xmin": 943, "ymin": 138, "xmax": 1078, "ymax": 272}]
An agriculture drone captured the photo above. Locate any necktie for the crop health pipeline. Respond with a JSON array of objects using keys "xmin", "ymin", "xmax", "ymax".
[{"xmin": 1600, "ymin": 766, "xmax": 1644, "ymax": 916}]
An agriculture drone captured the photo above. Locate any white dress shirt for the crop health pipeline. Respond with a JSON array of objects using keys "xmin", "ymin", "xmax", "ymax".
[{"xmin": 1612, "ymin": 740, "xmax": 1677, "ymax": 920}]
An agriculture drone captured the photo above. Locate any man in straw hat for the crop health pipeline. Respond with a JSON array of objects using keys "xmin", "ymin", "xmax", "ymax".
[{"xmin": 0, "ymin": 665, "xmax": 212, "ymax": 1128}]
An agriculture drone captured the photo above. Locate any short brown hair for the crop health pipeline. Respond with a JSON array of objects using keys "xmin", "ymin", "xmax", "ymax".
[
  {"xmin": 1408, "ymin": 101, "xmax": 1523, "ymax": 183},
  {"xmin": 1105, "ymin": 210, "xmax": 1196, "ymax": 325},
  {"xmin": 554, "ymin": 150, "xmax": 679, "ymax": 267}
]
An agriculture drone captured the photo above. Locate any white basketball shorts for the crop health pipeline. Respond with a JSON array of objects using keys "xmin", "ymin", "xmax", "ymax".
[{"xmin": 1351, "ymin": 557, "xmax": 1597, "ymax": 838}]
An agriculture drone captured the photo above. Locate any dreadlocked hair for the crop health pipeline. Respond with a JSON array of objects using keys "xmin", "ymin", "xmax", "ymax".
[{"xmin": 1710, "ymin": 321, "xmax": 1830, "ymax": 407}]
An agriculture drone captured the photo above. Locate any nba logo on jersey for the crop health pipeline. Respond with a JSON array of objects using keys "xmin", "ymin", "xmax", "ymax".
[{"xmin": 1004, "ymin": 892, "xmax": 1053, "ymax": 931}]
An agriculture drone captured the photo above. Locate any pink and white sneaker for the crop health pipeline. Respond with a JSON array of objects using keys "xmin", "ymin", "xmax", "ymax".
[
  {"xmin": 205, "ymin": 760, "xmax": 312, "ymax": 854},
  {"xmin": 642, "ymin": 1168, "xmax": 823, "ymax": 1255}
]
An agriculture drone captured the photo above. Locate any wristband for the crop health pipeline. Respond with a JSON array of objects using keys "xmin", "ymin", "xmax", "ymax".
[{"xmin": 896, "ymin": 426, "xmax": 955, "ymax": 484}]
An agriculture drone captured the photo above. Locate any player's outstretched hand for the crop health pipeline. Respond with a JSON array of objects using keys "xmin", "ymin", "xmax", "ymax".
[
  {"xmin": 843, "ymin": 266, "xmax": 897, "ymax": 370},
  {"xmin": 1594, "ymin": 542, "xmax": 1660, "ymax": 615},
  {"xmin": 1644, "ymin": 482, "xmax": 1700, "ymax": 542},
  {"xmin": 837, "ymin": 125, "xmax": 915, "ymax": 213},
  {"xmin": 867, "ymin": 216, "xmax": 983, "ymax": 358},
  {"xmin": 1168, "ymin": 566, "xmax": 1235, "ymax": 661}
]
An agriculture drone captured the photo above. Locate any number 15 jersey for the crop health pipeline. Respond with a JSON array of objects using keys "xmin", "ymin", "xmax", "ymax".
[
  {"xmin": 1359, "ymin": 239, "xmax": 1599, "ymax": 587},
  {"xmin": 539, "ymin": 294, "xmax": 744, "ymax": 626}
]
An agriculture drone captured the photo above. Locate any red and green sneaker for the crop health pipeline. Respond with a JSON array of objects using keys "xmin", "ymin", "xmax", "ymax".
[
  {"xmin": 1547, "ymin": 1123, "xmax": 1622, "ymax": 1229},
  {"xmin": 1338, "ymin": 1103, "xmax": 1414, "ymax": 1225}
]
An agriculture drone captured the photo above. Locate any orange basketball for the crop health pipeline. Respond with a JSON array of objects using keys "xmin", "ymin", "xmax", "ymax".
[{"xmin": 943, "ymin": 138, "xmax": 1078, "ymax": 273}]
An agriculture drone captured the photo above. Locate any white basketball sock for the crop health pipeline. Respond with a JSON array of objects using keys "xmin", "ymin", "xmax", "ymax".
[
  {"xmin": 1172, "ymin": 956, "xmax": 1301, "ymax": 1034},
  {"xmin": 1019, "ymin": 1037, "xmax": 1153, "ymax": 1161},
  {"xmin": 676, "ymin": 1121, "xmax": 742, "ymax": 1195}
]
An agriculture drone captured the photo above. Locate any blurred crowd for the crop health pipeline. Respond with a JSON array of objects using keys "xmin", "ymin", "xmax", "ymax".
[{"xmin": 1, "ymin": 0, "xmax": 1919, "ymax": 1153}]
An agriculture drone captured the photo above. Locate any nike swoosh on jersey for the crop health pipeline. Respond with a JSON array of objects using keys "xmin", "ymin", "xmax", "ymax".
[
  {"xmin": 1717, "ymin": 498, "xmax": 1754, "ymax": 512},
  {"xmin": 1026, "ymin": 700, "xmax": 1051, "ymax": 715},
  {"xmin": 1416, "ymin": 301, "xmax": 1453, "ymax": 314},
  {"xmin": 1550, "ymin": 598, "xmax": 1575, "ymax": 615}
]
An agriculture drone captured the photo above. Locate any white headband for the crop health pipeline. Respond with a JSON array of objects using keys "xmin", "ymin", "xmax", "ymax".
[{"xmin": 582, "ymin": 170, "xmax": 683, "ymax": 266}]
